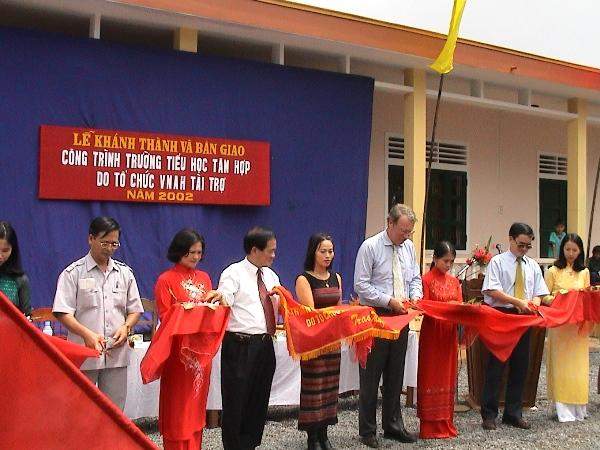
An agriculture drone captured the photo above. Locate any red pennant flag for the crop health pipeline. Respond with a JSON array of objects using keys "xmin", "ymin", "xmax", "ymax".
[
  {"xmin": 0, "ymin": 291, "xmax": 157, "ymax": 450},
  {"xmin": 275, "ymin": 286, "xmax": 418, "ymax": 366}
]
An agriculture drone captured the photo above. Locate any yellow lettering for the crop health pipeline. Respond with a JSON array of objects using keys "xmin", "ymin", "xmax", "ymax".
[{"xmin": 126, "ymin": 189, "xmax": 154, "ymax": 201}]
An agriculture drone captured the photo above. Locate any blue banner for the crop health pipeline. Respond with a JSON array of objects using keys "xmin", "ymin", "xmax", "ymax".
[{"xmin": 0, "ymin": 27, "xmax": 373, "ymax": 306}]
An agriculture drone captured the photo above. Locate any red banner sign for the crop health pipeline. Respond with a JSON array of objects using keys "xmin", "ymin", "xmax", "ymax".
[{"xmin": 39, "ymin": 125, "xmax": 270, "ymax": 205}]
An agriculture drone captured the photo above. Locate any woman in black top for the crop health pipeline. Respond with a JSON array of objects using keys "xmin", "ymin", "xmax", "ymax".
[{"xmin": 295, "ymin": 233, "xmax": 342, "ymax": 450}]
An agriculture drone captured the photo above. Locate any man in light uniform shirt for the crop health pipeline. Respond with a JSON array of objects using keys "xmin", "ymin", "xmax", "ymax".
[
  {"xmin": 217, "ymin": 226, "xmax": 280, "ymax": 450},
  {"xmin": 480, "ymin": 222, "xmax": 549, "ymax": 431},
  {"xmin": 53, "ymin": 217, "xmax": 143, "ymax": 410}
]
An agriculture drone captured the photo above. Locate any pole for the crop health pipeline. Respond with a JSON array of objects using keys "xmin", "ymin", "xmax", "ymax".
[{"xmin": 419, "ymin": 73, "xmax": 445, "ymax": 272}]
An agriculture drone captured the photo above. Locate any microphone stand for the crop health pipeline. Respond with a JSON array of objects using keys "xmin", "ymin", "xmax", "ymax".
[{"xmin": 454, "ymin": 261, "xmax": 472, "ymax": 412}]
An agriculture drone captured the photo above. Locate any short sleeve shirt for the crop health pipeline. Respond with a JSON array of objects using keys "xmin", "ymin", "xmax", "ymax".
[
  {"xmin": 218, "ymin": 258, "xmax": 280, "ymax": 334},
  {"xmin": 52, "ymin": 252, "xmax": 143, "ymax": 370},
  {"xmin": 482, "ymin": 251, "xmax": 549, "ymax": 308}
]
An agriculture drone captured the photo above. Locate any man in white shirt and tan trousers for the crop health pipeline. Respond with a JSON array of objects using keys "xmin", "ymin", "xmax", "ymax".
[
  {"xmin": 52, "ymin": 217, "xmax": 143, "ymax": 410},
  {"xmin": 218, "ymin": 226, "xmax": 280, "ymax": 450}
]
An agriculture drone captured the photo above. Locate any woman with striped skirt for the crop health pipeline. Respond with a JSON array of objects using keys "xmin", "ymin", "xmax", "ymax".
[{"xmin": 295, "ymin": 233, "xmax": 343, "ymax": 450}]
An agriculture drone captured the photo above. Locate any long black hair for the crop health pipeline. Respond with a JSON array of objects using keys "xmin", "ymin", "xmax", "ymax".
[
  {"xmin": 430, "ymin": 240, "xmax": 456, "ymax": 269},
  {"xmin": 554, "ymin": 233, "xmax": 586, "ymax": 272},
  {"xmin": 303, "ymin": 233, "xmax": 333, "ymax": 271},
  {"xmin": 0, "ymin": 221, "xmax": 24, "ymax": 276}
]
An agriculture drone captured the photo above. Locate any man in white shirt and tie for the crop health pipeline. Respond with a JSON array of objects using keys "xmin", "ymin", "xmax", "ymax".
[
  {"xmin": 218, "ymin": 226, "xmax": 280, "ymax": 450},
  {"xmin": 354, "ymin": 204, "xmax": 422, "ymax": 448},
  {"xmin": 480, "ymin": 222, "xmax": 549, "ymax": 431}
]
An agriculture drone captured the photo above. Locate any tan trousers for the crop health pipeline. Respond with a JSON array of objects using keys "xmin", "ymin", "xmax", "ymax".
[{"xmin": 83, "ymin": 366, "xmax": 128, "ymax": 410}]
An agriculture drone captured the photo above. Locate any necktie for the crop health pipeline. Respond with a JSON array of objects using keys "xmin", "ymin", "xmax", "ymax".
[
  {"xmin": 514, "ymin": 257, "xmax": 525, "ymax": 300},
  {"xmin": 392, "ymin": 245, "xmax": 406, "ymax": 299},
  {"xmin": 257, "ymin": 268, "xmax": 276, "ymax": 335}
]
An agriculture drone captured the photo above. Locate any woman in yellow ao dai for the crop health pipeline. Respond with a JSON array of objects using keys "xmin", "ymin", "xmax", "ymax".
[{"xmin": 545, "ymin": 233, "xmax": 590, "ymax": 422}]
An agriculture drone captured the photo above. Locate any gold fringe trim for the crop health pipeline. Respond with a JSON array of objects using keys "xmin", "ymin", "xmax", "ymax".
[
  {"xmin": 273, "ymin": 286, "xmax": 403, "ymax": 361},
  {"xmin": 286, "ymin": 318, "xmax": 402, "ymax": 361}
]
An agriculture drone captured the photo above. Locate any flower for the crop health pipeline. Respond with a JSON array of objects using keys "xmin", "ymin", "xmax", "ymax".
[{"xmin": 469, "ymin": 236, "xmax": 494, "ymax": 267}]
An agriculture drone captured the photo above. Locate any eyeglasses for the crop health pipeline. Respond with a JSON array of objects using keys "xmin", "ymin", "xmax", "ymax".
[
  {"xmin": 99, "ymin": 241, "xmax": 120, "ymax": 249},
  {"xmin": 185, "ymin": 250, "xmax": 203, "ymax": 257},
  {"xmin": 515, "ymin": 242, "xmax": 532, "ymax": 250}
]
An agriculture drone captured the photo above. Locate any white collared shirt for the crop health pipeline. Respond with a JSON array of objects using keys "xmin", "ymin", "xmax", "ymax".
[
  {"xmin": 217, "ymin": 257, "xmax": 280, "ymax": 334},
  {"xmin": 482, "ymin": 251, "xmax": 549, "ymax": 308}
]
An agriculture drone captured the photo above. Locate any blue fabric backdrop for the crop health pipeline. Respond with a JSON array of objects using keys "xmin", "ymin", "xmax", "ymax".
[{"xmin": 0, "ymin": 27, "xmax": 373, "ymax": 307}]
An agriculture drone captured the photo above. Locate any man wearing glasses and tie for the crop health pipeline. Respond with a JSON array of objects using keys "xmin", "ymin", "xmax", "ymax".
[
  {"xmin": 354, "ymin": 203, "xmax": 422, "ymax": 448},
  {"xmin": 480, "ymin": 222, "xmax": 549, "ymax": 431},
  {"xmin": 52, "ymin": 216, "xmax": 143, "ymax": 410}
]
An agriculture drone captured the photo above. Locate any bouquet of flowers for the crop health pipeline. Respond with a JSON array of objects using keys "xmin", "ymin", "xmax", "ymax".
[
  {"xmin": 466, "ymin": 236, "xmax": 493, "ymax": 268},
  {"xmin": 462, "ymin": 237, "xmax": 495, "ymax": 304}
]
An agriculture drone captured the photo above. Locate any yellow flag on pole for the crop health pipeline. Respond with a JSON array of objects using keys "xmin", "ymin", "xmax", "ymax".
[{"xmin": 430, "ymin": 0, "xmax": 467, "ymax": 74}]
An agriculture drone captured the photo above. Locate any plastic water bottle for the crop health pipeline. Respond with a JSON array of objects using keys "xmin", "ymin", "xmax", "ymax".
[{"xmin": 42, "ymin": 321, "xmax": 53, "ymax": 336}]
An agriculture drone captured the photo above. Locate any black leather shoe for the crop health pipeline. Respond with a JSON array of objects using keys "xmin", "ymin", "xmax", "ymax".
[
  {"xmin": 383, "ymin": 430, "xmax": 417, "ymax": 443},
  {"xmin": 318, "ymin": 426, "xmax": 334, "ymax": 450},
  {"xmin": 502, "ymin": 416, "xmax": 531, "ymax": 429},
  {"xmin": 359, "ymin": 434, "xmax": 380, "ymax": 448},
  {"xmin": 482, "ymin": 418, "xmax": 497, "ymax": 430}
]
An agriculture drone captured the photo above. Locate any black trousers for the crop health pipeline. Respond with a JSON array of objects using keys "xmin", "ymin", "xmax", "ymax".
[
  {"xmin": 481, "ymin": 325, "xmax": 532, "ymax": 421},
  {"xmin": 359, "ymin": 327, "xmax": 409, "ymax": 437},
  {"xmin": 221, "ymin": 332, "xmax": 276, "ymax": 450}
]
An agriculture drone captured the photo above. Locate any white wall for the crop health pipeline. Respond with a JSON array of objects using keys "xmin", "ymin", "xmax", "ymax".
[{"xmin": 367, "ymin": 92, "xmax": 600, "ymax": 257}]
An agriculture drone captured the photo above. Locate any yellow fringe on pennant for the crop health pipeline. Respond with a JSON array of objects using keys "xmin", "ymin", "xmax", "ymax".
[{"xmin": 272, "ymin": 286, "xmax": 402, "ymax": 361}]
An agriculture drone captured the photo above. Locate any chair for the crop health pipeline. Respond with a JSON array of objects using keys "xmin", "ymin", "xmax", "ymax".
[
  {"xmin": 30, "ymin": 307, "xmax": 67, "ymax": 338},
  {"xmin": 136, "ymin": 298, "xmax": 158, "ymax": 339}
]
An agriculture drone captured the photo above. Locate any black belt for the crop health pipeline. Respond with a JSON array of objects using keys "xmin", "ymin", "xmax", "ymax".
[
  {"xmin": 492, "ymin": 306, "xmax": 520, "ymax": 315},
  {"xmin": 225, "ymin": 331, "xmax": 273, "ymax": 343}
]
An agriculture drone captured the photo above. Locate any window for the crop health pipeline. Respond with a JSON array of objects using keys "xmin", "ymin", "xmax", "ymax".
[
  {"xmin": 386, "ymin": 134, "xmax": 468, "ymax": 250},
  {"xmin": 538, "ymin": 153, "xmax": 567, "ymax": 258}
]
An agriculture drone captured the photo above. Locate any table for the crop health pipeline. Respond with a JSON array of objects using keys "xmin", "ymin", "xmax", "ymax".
[
  {"xmin": 124, "ymin": 341, "xmax": 160, "ymax": 420},
  {"xmin": 124, "ymin": 332, "xmax": 419, "ymax": 419}
]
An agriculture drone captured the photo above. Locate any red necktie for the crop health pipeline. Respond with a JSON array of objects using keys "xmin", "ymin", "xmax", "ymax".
[{"xmin": 257, "ymin": 268, "xmax": 276, "ymax": 336}]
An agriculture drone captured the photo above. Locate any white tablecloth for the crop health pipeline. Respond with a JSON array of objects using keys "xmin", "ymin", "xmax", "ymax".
[
  {"xmin": 124, "ymin": 332, "xmax": 418, "ymax": 418},
  {"xmin": 207, "ymin": 330, "xmax": 418, "ymax": 409},
  {"xmin": 124, "ymin": 342, "xmax": 160, "ymax": 420}
]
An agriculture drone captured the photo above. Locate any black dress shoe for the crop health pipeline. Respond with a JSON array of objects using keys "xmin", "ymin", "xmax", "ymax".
[
  {"xmin": 359, "ymin": 434, "xmax": 380, "ymax": 448},
  {"xmin": 481, "ymin": 418, "xmax": 497, "ymax": 430},
  {"xmin": 383, "ymin": 430, "xmax": 417, "ymax": 443},
  {"xmin": 502, "ymin": 416, "xmax": 531, "ymax": 429}
]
